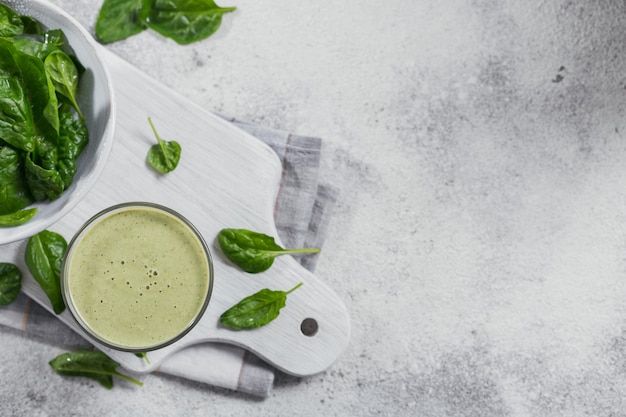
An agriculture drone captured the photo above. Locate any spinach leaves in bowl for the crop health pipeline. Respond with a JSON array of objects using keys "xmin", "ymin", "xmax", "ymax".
[
  {"xmin": 0, "ymin": 3, "xmax": 88, "ymax": 226},
  {"xmin": 0, "ymin": 0, "xmax": 115, "ymax": 244}
]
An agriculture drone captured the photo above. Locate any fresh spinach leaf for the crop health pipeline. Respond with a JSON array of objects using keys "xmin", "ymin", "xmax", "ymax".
[
  {"xmin": 24, "ymin": 151, "xmax": 66, "ymax": 201},
  {"xmin": 220, "ymin": 282, "xmax": 303, "ymax": 330},
  {"xmin": 56, "ymin": 135, "xmax": 79, "ymax": 189},
  {"xmin": 25, "ymin": 230, "xmax": 67, "ymax": 314},
  {"xmin": 49, "ymin": 350, "xmax": 143, "ymax": 389},
  {"xmin": 0, "ymin": 208, "xmax": 38, "ymax": 227},
  {"xmin": 0, "ymin": 262, "xmax": 21, "ymax": 305},
  {"xmin": 95, "ymin": 0, "xmax": 235, "ymax": 45},
  {"xmin": 95, "ymin": 0, "xmax": 147, "ymax": 44},
  {"xmin": 0, "ymin": 3, "xmax": 23, "ymax": 37},
  {"xmin": 0, "ymin": 146, "xmax": 34, "ymax": 215},
  {"xmin": 59, "ymin": 111, "xmax": 89, "ymax": 155},
  {"xmin": 13, "ymin": 29, "xmax": 65, "ymax": 61},
  {"xmin": 56, "ymin": 113, "xmax": 88, "ymax": 188},
  {"xmin": 44, "ymin": 50, "xmax": 83, "ymax": 119},
  {"xmin": 217, "ymin": 229, "xmax": 320, "ymax": 273},
  {"xmin": 43, "ymin": 29, "xmax": 65, "ymax": 50},
  {"xmin": 14, "ymin": 43, "xmax": 60, "ymax": 137},
  {"xmin": 141, "ymin": 0, "xmax": 236, "ymax": 45},
  {"xmin": 19, "ymin": 15, "xmax": 42, "ymax": 35},
  {"xmin": 0, "ymin": 39, "xmax": 39, "ymax": 152},
  {"xmin": 13, "ymin": 38, "xmax": 54, "ymax": 61},
  {"xmin": 146, "ymin": 117, "xmax": 181, "ymax": 174}
]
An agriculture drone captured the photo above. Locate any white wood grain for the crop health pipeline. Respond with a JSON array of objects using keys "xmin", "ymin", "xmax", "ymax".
[{"xmin": 1, "ymin": 48, "xmax": 350, "ymax": 377}]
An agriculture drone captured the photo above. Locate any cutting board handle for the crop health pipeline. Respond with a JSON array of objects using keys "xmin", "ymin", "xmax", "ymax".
[{"xmin": 170, "ymin": 256, "xmax": 351, "ymax": 377}]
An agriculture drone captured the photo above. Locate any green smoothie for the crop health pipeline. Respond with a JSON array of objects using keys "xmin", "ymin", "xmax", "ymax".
[{"xmin": 63, "ymin": 203, "xmax": 212, "ymax": 351}]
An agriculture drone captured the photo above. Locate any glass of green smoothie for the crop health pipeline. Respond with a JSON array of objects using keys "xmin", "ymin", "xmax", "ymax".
[{"xmin": 61, "ymin": 202, "xmax": 213, "ymax": 352}]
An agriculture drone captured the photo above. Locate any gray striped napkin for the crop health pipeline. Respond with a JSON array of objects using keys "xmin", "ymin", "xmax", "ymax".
[{"xmin": 0, "ymin": 118, "xmax": 338, "ymax": 398}]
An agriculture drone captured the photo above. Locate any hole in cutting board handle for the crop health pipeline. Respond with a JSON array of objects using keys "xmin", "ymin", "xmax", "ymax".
[{"xmin": 300, "ymin": 318, "xmax": 318, "ymax": 337}]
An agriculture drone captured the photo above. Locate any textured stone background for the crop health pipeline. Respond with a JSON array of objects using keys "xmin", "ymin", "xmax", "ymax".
[{"xmin": 4, "ymin": 0, "xmax": 626, "ymax": 416}]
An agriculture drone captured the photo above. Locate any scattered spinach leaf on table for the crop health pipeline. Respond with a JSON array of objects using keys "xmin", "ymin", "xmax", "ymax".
[
  {"xmin": 146, "ymin": 117, "xmax": 181, "ymax": 174},
  {"xmin": 25, "ymin": 230, "xmax": 67, "ymax": 314},
  {"xmin": 220, "ymin": 282, "xmax": 303, "ymax": 330},
  {"xmin": 95, "ymin": 0, "xmax": 236, "ymax": 45},
  {"xmin": 217, "ymin": 229, "xmax": 320, "ymax": 273},
  {"xmin": 95, "ymin": 0, "xmax": 147, "ymax": 44},
  {"xmin": 141, "ymin": 0, "xmax": 237, "ymax": 45},
  {"xmin": 0, "ymin": 262, "xmax": 22, "ymax": 305},
  {"xmin": 49, "ymin": 350, "xmax": 143, "ymax": 389}
]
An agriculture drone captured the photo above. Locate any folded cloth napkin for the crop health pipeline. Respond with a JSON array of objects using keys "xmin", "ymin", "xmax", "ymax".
[{"xmin": 0, "ymin": 117, "xmax": 338, "ymax": 398}]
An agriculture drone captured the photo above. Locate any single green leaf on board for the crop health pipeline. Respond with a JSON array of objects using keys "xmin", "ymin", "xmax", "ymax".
[
  {"xmin": 0, "ymin": 208, "xmax": 38, "ymax": 227},
  {"xmin": 146, "ymin": 117, "xmax": 181, "ymax": 173},
  {"xmin": 140, "ymin": 0, "xmax": 236, "ymax": 45},
  {"xmin": 25, "ymin": 230, "xmax": 67, "ymax": 314},
  {"xmin": 95, "ymin": 0, "xmax": 147, "ymax": 44},
  {"xmin": 220, "ymin": 282, "xmax": 303, "ymax": 330},
  {"xmin": 49, "ymin": 350, "xmax": 143, "ymax": 389},
  {"xmin": 0, "ymin": 262, "xmax": 22, "ymax": 305},
  {"xmin": 217, "ymin": 229, "xmax": 320, "ymax": 273}
]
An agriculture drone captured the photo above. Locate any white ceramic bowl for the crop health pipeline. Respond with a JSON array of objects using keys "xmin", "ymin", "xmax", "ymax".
[{"xmin": 0, "ymin": 0, "xmax": 115, "ymax": 244}]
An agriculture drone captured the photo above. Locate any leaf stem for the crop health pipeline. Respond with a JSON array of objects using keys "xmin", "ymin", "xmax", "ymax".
[
  {"xmin": 147, "ymin": 117, "xmax": 172, "ymax": 170},
  {"xmin": 135, "ymin": 352, "xmax": 150, "ymax": 364},
  {"xmin": 114, "ymin": 372, "xmax": 144, "ymax": 387},
  {"xmin": 147, "ymin": 117, "xmax": 160, "ymax": 143},
  {"xmin": 66, "ymin": 368, "xmax": 144, "ymax": 387},
  {"xmin": 286, "ymin": 282, "xmax": 303, "ymax": 295}
]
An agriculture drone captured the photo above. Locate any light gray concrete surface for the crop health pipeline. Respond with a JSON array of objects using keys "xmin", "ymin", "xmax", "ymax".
[{"xmin": 4, "ymin": 0, "xmax": 626, "ymax": 416}]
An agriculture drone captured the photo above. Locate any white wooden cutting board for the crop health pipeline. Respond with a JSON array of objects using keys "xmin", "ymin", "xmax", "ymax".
[{"xmin": 0, "ymin": 47, "xmax": 350, "ymax": 377}]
